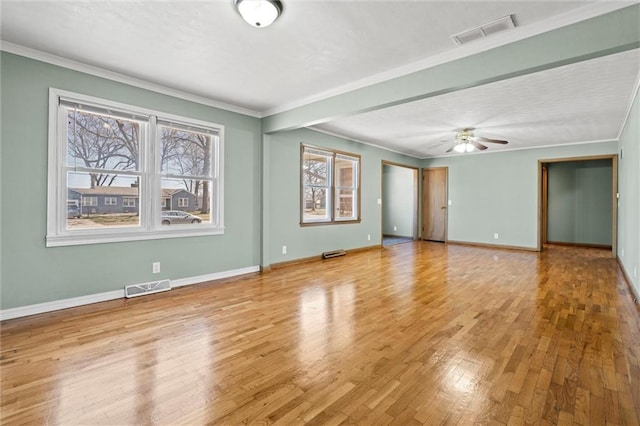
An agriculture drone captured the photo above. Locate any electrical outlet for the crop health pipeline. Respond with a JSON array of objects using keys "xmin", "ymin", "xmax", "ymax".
[
  {"xmin": 634, "ymin": 266, "xmax": 637, "ymax": 278},
  {"xmin": 448, "ymin": 200, "xmax": 452, "ymax": 206},
  {"xmin": 152, "ymin": 262, "xmax": 161, "ymax": 274},
  {"xmin": 494, "ymin": 233, "xmax": 499, "ymax": 240},
  {"xmin": 621, "ymin": 248, "xmax": 625, "ymax": 257},
  {"xmin": 368, "ymin": 234, "xmax": 371, "ymax": 241},
  {"xmin": 393, "ymin": 226, "xmax": 397, "ymax": 231},
  {"xmin": 282, "ymin": 245, "xmax": 287, "ymax": 254}
]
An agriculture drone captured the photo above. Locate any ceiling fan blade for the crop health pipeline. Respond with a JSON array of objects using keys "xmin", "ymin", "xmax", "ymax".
[
  {"xmin": 475, "ymin": 137, "xmax": 508, "ymax": 144},
  {"xmin": 446, "ymin": 145, "xmax": 456, "ymax": 153},
  {"xmin": 470, "ymin": 141, "xmax": 488, "ymax": 151}
]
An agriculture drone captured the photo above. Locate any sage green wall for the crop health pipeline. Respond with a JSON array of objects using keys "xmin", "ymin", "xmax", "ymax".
[
  {"xmin": 423, "ymin": 141, "xmax": 618, "ymax": 249},
  {"xmin": 0, "ymin": 52, "xmax": 263, "ymax": 309},
  {"xmin": 266, "ymin": 128, "xmax": 420, "ymax": 265},
  {"xmin": 547, "ymin": 160, "xmax": 612, "ymax": 245},
  {"xmin": 382, "ymin": 165, "xmax": 415, "ymax": 237},
  {"xmin": 617, "ymin": 89, "xmax": 640, "ymax": 295}
]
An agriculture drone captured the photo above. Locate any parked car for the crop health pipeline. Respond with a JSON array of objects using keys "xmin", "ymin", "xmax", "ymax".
[
  {"xmin": 67, "ymin": 205, "xmax": 81, "ymax": 219},
  {"xmin": 161, "ymin": 210, "xmax": 202, "ymax": 225}
]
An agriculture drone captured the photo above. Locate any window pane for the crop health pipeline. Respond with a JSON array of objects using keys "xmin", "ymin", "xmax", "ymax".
[
  {"xmin": 303, "ymin": 150, "xmax": 330, "ymax": 186},
  {"xmin": 160, "ymin": 126, "xmax": 213, "ymax": 177},
  {"xmin": 66, "ymin": 172, "xmax": 140, "ymax": 229},
  {"xmin": 66, "ymin": 109, "xmax": 140, "ymax": 171},
  {"xmin": 336, "ymin": 189, "xmax": 356, "ymax": 220},
  {"xmin": 335, "ymin": 157, "xmax": 356, "ymax": 189},
  {"xmin": 161, "ymin": 178, "xmax": 212, "ymax": 225},
  {"xmin": 303, "ymin": 187, "xmax": 330, "ymax": 222}
]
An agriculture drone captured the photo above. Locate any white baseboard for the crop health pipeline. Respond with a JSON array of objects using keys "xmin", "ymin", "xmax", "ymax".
[
  {"xmin": 171, "ymin": 266, "xmax": 260, "ymax": 288},
  {"xmin": 0, "ymin": 265, "xmax": 261, "ymax": 321}
]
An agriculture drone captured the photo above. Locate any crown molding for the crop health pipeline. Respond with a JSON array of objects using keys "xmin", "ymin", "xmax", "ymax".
[
  {"xmin": 617, "ymin": 70, "xmax": 640, "ymax": 141},
  {"xmin": 422, "ymin": 139, "xmax": 619, "ymax": 160},
  {"xmin": 0, "ymin": 41, "xmax": 262, "ymax": 119},
  {"xmin": 263, "ymin": 1, "xmax": 636, "ymax": 118},
  {"xmin": 307, "ymin": 126, "xmax": 422, "ymax": 159}
]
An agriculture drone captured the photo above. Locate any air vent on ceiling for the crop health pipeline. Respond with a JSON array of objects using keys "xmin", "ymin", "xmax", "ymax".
[{"xmin": 451, "ymin": 14, "xmax": 517, "ymax": 46}]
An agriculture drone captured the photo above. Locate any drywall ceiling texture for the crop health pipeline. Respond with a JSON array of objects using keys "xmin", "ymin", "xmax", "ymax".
[
  {"xmin": 0, "ymin": 1, "xmax": 609, "ymax": 112},
  {"xmin": 313, "ymin": 48, "xmax": 640, "ymax": 158}
]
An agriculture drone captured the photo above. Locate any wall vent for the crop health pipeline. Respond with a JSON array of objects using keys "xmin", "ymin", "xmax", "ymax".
[
  {"xmin": 451, "ymin": 14, "xmax": 517, "ymax": 46},
  {"xmin": 125, "ymin": 279, "xmax": 171, "ymax": 298},
  {"xmin": 322, "ymin": 249, "xmax": 346, "ymax": 259}
]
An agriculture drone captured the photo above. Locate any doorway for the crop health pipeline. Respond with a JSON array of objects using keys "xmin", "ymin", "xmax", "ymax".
[
  {"xmin": 381, "ymin": 162, "xmax": 419, "ymax": 246},
  {"xmin": 539, "ymin": 155, "xmax": 617, "ymax": 257},
  {"xmin": 422, "ymin": 167, "xmax": 448, "ymax": 242}
]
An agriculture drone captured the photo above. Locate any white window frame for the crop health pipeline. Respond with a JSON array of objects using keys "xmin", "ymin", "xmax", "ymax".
[
  {"xmin": 104, "ymin": 197, "xmax": 117, "ymax": 206},
  {"xmin": 46, "ymin": 88, "xmax": 225, "ymax": 247},
  {"xmin": 82, "ymin": 196, "xmax": 98, "ymax": 207},
  {"xmin": 178, "ymin": 198, "xmax": 189, "ymax": 208},
  {"xmin": 122, "ymin": 197, "xmax": 136, "ymax": 208}
]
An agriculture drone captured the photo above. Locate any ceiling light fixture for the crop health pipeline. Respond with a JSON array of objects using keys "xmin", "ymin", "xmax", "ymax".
[
  {"xmin": 234, "ymin": 0, "xmax": 283, "ymax": 28},
  {"xmin": 453, "ymin": 143, "xmax": 475, "ymax": 153}
]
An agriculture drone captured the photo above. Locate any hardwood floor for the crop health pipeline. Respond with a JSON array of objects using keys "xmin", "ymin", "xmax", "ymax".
[{"xmin": 1, "ymin": 243, "xmax": 639, "ymax": 425}]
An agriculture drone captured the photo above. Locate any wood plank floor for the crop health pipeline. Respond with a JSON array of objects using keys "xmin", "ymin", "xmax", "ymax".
[{"xmin": 1, "ymin": 243, "xmax": 639, "ymax": 425}]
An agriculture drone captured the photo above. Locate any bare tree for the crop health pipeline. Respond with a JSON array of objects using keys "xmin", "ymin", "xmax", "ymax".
[
  {"xmin": 161, "ymin": 128, "xmax": 211, "ymax": 214},
  {"xmin": 303, "ymin": 157, "xmax": 328, "ymax": 212},
  {"xmin": 67, "ymin": 110, "xmax": 138, "ymax": 188}
]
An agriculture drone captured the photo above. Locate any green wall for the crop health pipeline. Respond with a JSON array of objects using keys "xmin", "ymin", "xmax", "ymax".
[
  {"xmin": 382, "ymin": 164, "xmax": 415, "ymax": 237},
  {"xmin": 547, "ymin": 160, "xmax": 612, "ymax": 245},
  {"xmin": 266, "ymin": 128, "xmax": 420, "ymax": 265},
  {"xmin": 424, "ymin": 141, "xmax": 618, "ymax": 249},
  {"xmin": 617, "ymin": 88, "xmax": 640, "ymax": 295},
  {"xmin": 0, "ymin": 52, "xmax": 263, "ymax": 309},
  {"xmin": 1, "ymin": 47, "xmax": 637, "ymax": 313}
]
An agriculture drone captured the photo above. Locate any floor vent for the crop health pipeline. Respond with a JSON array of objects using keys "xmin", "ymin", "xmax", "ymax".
[
  {"xmin": 125, "ymin": 279, "xmax": 171, "ymax": 298},
  {"xmin": 322, "ymin": 249, "xmax": 346, "ymax": 259},
  {"xmin": 451, "ymin": 14, "xmax": 517, "ymax": 46}
]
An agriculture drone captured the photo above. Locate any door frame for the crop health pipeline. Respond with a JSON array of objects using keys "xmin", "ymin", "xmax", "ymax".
[
  {"xmin": 421, "ymin": 167, "xmax": 448, "ymax": 242},
  {"xmin": 381, "ymin": 161, "xmax": 420, "ymax": 242},
  {"xmin": 537, "ymin": 154, "xmax": 618, "ymax": 257}
]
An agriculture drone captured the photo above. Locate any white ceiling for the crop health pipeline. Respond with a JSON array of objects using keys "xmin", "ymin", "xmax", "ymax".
[
  {"xmin": 1, "ymin": 1, "xmax": 639, "ymax": 158},
  {"xmin": 313, "ymin": 49, "xmax": 640, "ymax": 157}
]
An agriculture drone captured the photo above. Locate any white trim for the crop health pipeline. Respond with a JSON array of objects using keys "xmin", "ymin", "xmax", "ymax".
[
  {"xmin": 308, "ymin": 126, "xmax": 422, "ymax": 159},
  {"xmin": 423, "ymin": 138, "xmax": 619, "ymax": 160},
  {"xmin": 46, "ymin": 226, "xmax": 225, "ymax": 247},
  {"xmin": 0, "ymin": 289, "xmax": 124, "ymax": 321},
  {"xmin": 616, "ymin": 72, "xmax": 640, "ymax": 141},
  {"xmin": 171, "ymin": 266, "xmax": 260, "ymax": 288},
  {"xmin": 0, "ymin": 41, "xmax": 261, "ymax": 118},
  {"xmin": 0, "ymin": 265, "xmax": 260, "ymax": 321},
  {"xmin": 263, "ymin": 2, "xmax": 635, "ymax": 117}
]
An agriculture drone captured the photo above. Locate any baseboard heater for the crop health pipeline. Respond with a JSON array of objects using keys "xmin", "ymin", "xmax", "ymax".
[
  {"xmin": 322, "ymin": 249, "xmax": 346, "ymax": 259},
  {"xmin": 125, "ymin": 279, "xmax": 171, "ymax": 298}
]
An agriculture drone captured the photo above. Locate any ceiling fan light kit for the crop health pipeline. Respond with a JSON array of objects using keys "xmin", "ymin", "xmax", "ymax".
[
  {"xmin": 235, "ymin": 0, "xmax": 283, "ymax": 28},
  {"xmin": 447, "ymin": 128, "xmax": 509, "ymax": 154}
]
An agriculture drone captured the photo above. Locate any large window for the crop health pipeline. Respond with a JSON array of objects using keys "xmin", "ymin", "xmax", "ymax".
[
  {"xmin": 301, "ymin": 144, "xmax": 360, "ymax": 225},
  {"xmin": 47, "ymin": 89, "xmax": 224, "ymax": 246}
]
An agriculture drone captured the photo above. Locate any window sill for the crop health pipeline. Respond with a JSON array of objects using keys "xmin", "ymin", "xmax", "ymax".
[
  {"xmin": 46, "ymin": 226, "xmax": 225, "ymax": 247},
  {"xmin": 300, "ymin": 219, "xmax": 361, "ymax": 227}
]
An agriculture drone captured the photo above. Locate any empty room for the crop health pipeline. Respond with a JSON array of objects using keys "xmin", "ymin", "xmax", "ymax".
[{"xmin": 1, "ymin": 1, "xmax": 639, "ymax": 424}]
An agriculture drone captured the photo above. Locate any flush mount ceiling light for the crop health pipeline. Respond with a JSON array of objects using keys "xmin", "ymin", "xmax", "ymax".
[{"xmin": 234, "ymin": 0, "xmax": 283, "ymax": 28}]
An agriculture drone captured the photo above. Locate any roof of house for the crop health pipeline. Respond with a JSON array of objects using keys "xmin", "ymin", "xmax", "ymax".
[{"xmin": 69, "ymin": 187, "xmax": 192, "ymax": 197}]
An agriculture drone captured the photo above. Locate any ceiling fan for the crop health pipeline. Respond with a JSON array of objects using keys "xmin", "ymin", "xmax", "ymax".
[{"xmin": 446, "ymin": 128, "xmax": 508, "ymax": 153}]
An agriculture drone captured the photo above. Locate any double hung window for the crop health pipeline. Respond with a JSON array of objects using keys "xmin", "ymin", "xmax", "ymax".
[
  {"xmin": 301, "ymin": 144, "xmax": 360, "ymax": 225},
  {"xmin": 47, "ymin": 89, "xmax": 224, "ymax": 246}
]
